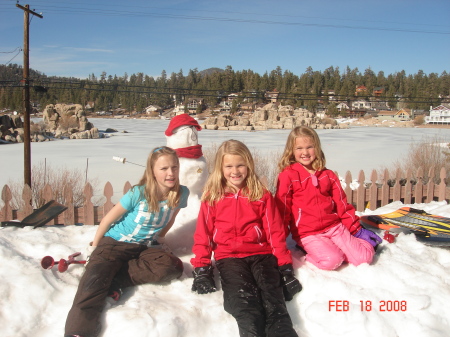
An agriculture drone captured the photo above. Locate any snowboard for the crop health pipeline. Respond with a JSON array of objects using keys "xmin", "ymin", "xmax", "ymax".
[{"xmin": 360, "ymin": 207, "xmax": 450, "ymax": 246}]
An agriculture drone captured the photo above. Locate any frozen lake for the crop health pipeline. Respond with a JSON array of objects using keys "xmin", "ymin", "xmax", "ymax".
[{"xmin": 2, "ymin": 118, "xmax": 450, "ymax": 201}]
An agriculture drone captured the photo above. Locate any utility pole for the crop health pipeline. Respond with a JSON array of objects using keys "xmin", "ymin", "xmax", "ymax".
[{"xmin": 16, "ymin": 4, "xmax": 43, "ymax": 188}]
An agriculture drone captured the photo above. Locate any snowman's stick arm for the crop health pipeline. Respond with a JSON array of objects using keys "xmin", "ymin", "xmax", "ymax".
[{"xmin": 112, "ymin": 156, "xmax": 145, "ymax": 167}]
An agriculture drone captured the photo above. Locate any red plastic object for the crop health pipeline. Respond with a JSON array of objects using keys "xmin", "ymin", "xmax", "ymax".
[
  {"xmin": 383, "ymin": 231, "xmax": 396, "ymax": 243},
  {"xmin": 40, "ymin": 252, "xmax": 86, "ymax": 272},
  {"xmin": 41, "ymin": 255, "xmax": 56, "ymax": 269}
]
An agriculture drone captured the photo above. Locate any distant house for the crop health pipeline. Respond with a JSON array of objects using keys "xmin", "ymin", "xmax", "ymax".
[
  {"xmin": 336, "ymin": 102, "xmax": 350, "ymax": 112},
  {"xmin": 228, "ymin": 93, "xmax": 239, "ymax": 101},
  {"xmin": 371, "ymin": 100, "xmax": 390, "ymax": 111},
  {"xmin": 352, "ymin": 99, "xmax": 372, "ymax": 110},
  {"xmin": 377, "ymin": 109, "xmax": 411, "ymax": 121},
  {"xmin": 186, "ymin": 98, "xmax": 204, "ymax": 114},
  {"xmin": 144, "ymin": 105, "xmax": 162, "ymax": 115},
  {"xmin": 373, "ymin": 87, "xmax": 385, "ymax": 97},
  {"xmin": 219, "ymin": 101, "xmax": 232, "ymax": 112},
  {"xmin": 239, "ymin": 102, "xmax": 255, "ymax": 112},
  {"xmin": 243, "ymin": 89, "xmax": 259, "ymax": 102},
  {"xmin": 348, "ymin": 109, "xmax": 366, "ymax": 118},
  {"xmin": 425, "ymin": 104, "xmax": 450, "ymax": 124},
  {"xmin": 265, "ymin": 89, "xmax": 279, "ymax": 103},
  {"xmin": 321, "ymin": 89, "xmax": 336, "ymax": 101},
  {"xmin": 355, "ymin": 85, "xmax": 367, "ymax": 96},
  {"xmin": 396, "ymin": 108, "xmax": 412, "ymax": 121},
  {"xmin": 173, "ymin": 104, "xmax": 185, "ymax": 115}
]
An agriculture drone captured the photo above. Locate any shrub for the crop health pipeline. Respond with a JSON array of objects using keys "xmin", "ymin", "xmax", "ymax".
[
  {"xmin": 379, "ymin": 135, "xmax": 450, "ymax": 184},
  {"xmin": 6, "ymin": 161, "xmax": 100, "ymax": 209},
  {"xmin": 413, "ymin": 115, "xmax": 425, "ymax": 125}
]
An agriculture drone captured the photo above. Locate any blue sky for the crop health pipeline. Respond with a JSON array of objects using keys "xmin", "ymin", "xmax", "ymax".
[{"xmin": 1, "ymin": 0, "xmax": 449, "ymax": 79}]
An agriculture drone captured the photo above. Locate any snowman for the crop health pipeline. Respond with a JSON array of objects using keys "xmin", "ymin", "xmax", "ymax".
[{"xmin": 165, "ymin": 114, "xmax": 208, "ymax": 204}]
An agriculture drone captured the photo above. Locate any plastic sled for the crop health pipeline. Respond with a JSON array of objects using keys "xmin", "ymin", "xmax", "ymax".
[
  {"xmin": 1, "ymin": 200, "xmax": 67, "ymax": 228},
  {"xmin": 360, "ymin": 207, "xmax": 450, "ymax": 246}
]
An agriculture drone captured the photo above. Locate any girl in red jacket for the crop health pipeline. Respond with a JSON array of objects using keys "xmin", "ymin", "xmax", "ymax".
[
  {"xmin": 191, "ymin": 139, "xmax": 301, "ymax": 337},
  {"xmin": 275, "ymin": 126, "xmax": 381, "ymax": 271}
]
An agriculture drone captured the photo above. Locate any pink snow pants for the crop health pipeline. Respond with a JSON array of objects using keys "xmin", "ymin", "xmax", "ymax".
[{"xmin": 300, "ymin": 223, "xmax": 375, "ymax": 270}]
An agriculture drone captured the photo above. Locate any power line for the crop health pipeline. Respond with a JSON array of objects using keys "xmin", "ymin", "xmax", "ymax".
[
  {"xmin": 12, "ymin": 1, "xmax": 450, "ymax": 30},
  {"xmin": 0, "ymin": 81, "xmax": 445, "ymax": 104},
  {"xmin": 4, "ymin": 1, "xmax": 450, "ymax": 35},
  {"xmin": 4, "ymin": 49, "xmax": 22, "ymax": 65},
  {"xmin": 0, "ymin": 47, "xmax": 22, "ymax": 53}
]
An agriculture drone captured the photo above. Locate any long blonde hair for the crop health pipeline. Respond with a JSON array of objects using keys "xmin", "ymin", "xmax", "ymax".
[
  {"xmin": 278, "ymin": 126, "xmax": 326, "ymax": 172},
  {"xmin": 202, "ymin": 140, "xmax": 266, "ymax": 203},
  {"xmin": 136, "ymin": 146, "xmax": 181, "ymax": 212}
]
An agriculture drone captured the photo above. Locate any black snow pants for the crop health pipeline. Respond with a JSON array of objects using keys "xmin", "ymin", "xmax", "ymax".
[
  {"xmin": 216, "ymin": 254, "xmax": 298, "ymax": 337},
  {"xmin": 64, "ymin": 236, "xmax": 183, "ymax": 337}
]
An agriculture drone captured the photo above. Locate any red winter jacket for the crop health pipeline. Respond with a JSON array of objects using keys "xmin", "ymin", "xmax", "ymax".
[
  {"xmin": 190, "ymin": 190, "xmax": 293, "ymax": 268},
  {"xmin": 275, "ymin": 163, "xmax": 361, "ymax": 242}
]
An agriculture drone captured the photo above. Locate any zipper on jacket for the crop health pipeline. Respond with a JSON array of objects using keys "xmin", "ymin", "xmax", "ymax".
[
  {"xmin": 313, "ymin": 174, "xmax": 324, "ymax": 225},
  {"xmin": 233, "ymin": 191, "xmax": 239, "ymax": 251}
]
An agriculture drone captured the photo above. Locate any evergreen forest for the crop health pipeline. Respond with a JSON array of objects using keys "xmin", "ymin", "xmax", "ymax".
[{"xmin": 1, "ymin": 63, "xmax": 449, "ymax": 115}]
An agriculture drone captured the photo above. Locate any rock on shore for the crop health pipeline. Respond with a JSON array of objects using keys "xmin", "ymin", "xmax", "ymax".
[
  {"xmin": 0, "ymin": 104, "xmax": 104, "ymax": 143},
  {"xmin": 201, "ymin": 103, "xmax": 349, "ymax": 131}
]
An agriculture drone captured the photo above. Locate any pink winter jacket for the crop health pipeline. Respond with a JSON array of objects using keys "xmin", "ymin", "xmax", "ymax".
[
  {"xmin": 275, "ymin": 163, "xmax": 361, "ymax": 242},
  {"xmin": 191, "ymin": 190, "xmax": 293, "ymax": 268}
]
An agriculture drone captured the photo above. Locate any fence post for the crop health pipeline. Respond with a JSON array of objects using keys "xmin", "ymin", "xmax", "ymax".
[
  {"xmin": 103, "ymin": 182, "xmax": 114, "ymax": 218},
  {"xmin": 381, "ymin": 169, "xmax": 389, "ymax": 206},
  {"xmin": 393, "ymin": 169, "xmax": 401, "ymax": 202},
  {"xmin": 42, "ymin": 184, "xmax": 55, "ymax": 226},
  {"xmin": 123, "ymin": 181, "xmax": 132, "ymax": 195},
  {"xmin": 21, "ymin": 184, "xmax": 33, "ymax": 219},
  {"xmin": 426, "ymin": 166, "xmax": 435, "ymax": 203},
  {"xmin": 356, "ymin": 170, "xmax": 366, "ymax": 211},
  {"xmin": 404, "ymin": 169, "xmax": 412, "ymax": 204},
  {"xmin": 438, "ymin": 167, "xmax": 447, "ymax": 201},
  {"xmin": 64, "ymin": 185, "xmax": 75, "ymax": 226},
  {"xmin": 1, "ymin": 185, "xmax": 12, "ymax": 221},
  {"xmin": 369, "ymin": 170, "xmax": 378, "ymax": 210},
  {"xmin": 344, "ymin": 171, "xmax": 353, "ymax": 205},
  {"xmin": 83, "ymin": 183, "xmax": 94, "ymax": 225},
  {"xmin": 414, "ymin": 167, "xmax": 424, "ymax": 204}
]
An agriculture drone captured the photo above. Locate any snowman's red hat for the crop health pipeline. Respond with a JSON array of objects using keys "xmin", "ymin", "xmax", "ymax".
[{"xmin": 165, "ymin": 114, "xmax": 202, "ymax": 136}]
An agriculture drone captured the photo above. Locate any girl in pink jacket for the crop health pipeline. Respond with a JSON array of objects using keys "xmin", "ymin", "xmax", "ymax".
[
  {"xmin": 275, "ymin": 126, "xmax": 381, "ymax": 271},
  {"xmin": 191, "ymin": 139, "xmax": 301, "ymax": 337}
]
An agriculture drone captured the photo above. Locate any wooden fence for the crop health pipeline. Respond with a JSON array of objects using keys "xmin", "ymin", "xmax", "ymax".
[{"xmin": 1, "ymin": 166, "xmax": 449, "ymax": 225}]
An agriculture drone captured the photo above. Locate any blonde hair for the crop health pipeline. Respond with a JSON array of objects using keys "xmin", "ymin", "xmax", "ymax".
[
  {"xmin": 278, "ymin": 126, "xmax": 326, "ymax": 172},
  {"xmin": 136, "ymin": 146, "xmax": 181, "ymax": 212},
  {"xmin": 202, "ymin": 139, "xmax": 266, "ymax": 203}
]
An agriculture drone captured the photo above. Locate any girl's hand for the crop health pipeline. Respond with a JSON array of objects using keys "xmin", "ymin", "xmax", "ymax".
[
  {"xmin": 354, "ymin": 228, "xmax": 382, "ymax": 248},
  {"xmin": 192, "ymin": 266, "xmax": 217, "ymax": 294},
  {"xmin": 279, "ymin": 264, "xmax": 302, "ymax": 301},
  {"xmin": 84, "ymin": 242, "xmax": 97, "ymax": 265}
]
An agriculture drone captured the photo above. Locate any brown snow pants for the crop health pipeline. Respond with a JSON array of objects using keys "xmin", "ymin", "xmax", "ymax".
[{"xmin": 64, "ymin": 236, "xmax": 183, "ymax": 337}]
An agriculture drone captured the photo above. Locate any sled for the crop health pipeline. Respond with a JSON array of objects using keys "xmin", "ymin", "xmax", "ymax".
[
  {"xmin": 360, "ymin": 207, "xmax": 450, "ymax": 246},
  {"xmin": 1, "ymin": 200, "xmax": 67, "ymax": 228}
]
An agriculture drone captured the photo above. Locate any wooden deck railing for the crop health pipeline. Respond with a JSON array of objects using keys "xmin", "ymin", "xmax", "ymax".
[{"xmin": 1, "ymin": 166, "xmax": 449, "ymax": 225}]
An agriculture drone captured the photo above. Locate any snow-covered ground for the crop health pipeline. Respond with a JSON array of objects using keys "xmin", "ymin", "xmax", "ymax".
[
  {"xmin": 1, "ymin": 200, "xmax": 449, "ymax": 337},
  {"xmin": 1, "ymin": 118, "xmax": 450, "ymax": 337}
]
